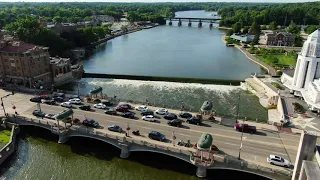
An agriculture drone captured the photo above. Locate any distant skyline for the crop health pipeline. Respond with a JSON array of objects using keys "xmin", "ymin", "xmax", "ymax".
[{"xmin": 2, "ymin": 0, "xmax": 320, "ymax": 3}]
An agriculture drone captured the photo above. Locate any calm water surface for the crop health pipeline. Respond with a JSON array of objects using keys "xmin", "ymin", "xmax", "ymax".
[{"xmin": 84, "ymin": 11, "xmax": 262, "ymax": 80}]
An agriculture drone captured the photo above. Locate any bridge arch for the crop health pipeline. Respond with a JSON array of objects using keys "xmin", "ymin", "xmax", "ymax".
[
  {"xmin": 63, "ymin": 134, "xmax": 122, "ymax": 149},
  {"xmin": 19, "ymin": 123, "xmax": 52, "ymax": 132},
  {"xmin": 129, "ymin": 149, "xmax": 192, "ymax": 164}
]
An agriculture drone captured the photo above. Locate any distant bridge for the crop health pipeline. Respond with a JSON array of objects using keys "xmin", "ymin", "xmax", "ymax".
[
  {"xmin": 165, "ymin": 17, "xmax": 221, "ymax": 27},
  {"xmin": 7, "ymin": 115, "xmax": 291, "ymax": 179}
]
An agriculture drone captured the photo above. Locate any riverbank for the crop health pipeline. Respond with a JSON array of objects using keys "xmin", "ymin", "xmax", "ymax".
[
  {"xmin": 221, "ymin": 35, "xmax": 276, "ymax": 76},
  {"xmin": 218, "ymin": 26, "xmax": 232, "ymax": 30}
]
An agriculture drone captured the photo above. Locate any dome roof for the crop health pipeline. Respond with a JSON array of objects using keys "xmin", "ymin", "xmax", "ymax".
[
  {"xmin": 197, "ymin": 133, "xmax": 213, "ymax": 150},
  {"xmin": 201, "ymin": 101, "xmax": 213, "ymax": 111}
]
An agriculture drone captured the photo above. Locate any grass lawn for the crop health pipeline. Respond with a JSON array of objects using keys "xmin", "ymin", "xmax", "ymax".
[
  {"xmin": 256, "ymin": 54, "xmax": 297, "ymax": 68},
  {"xmin": 0, "ymin": 130, "xmax": 11, "ymax": 145}
]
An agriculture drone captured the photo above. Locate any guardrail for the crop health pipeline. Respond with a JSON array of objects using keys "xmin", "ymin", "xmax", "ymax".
[{"xmin": 0, "ymin": 124, "xmax": 19, "ymax": 165}]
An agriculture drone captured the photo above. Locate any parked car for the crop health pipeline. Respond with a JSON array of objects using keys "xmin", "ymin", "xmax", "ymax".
[
  {"xmin": 148, "ymin": 131, "xmax": 165, "ymax": 141},
  {"xmin": 69, "ymin": 98, "xmax": 82, "ymax": 104},
  {"xmin": 267, "ymin": 155, "xmax": 292, "ymax": 168},
  {"xmin": 179, "ymin": 112, "xmax": 192, "ymax": 118},
  {"xmin": 82, "ymin": 119, "xmax": 99, "ymax": 128},
  {"xmin": 40, "ymin": 95, "xmax": 51, "ymax": 100},
  {"xmin": 234, "ymin": 123, "xmax": 256, "ymax": 133},
  {"xmin": 164, "ymin": 113, "xmax": 178, "ymax": 120},
  {"xmin": 142, "ymin": 115, "xmax": 156, "ymax": 122},
  {"xmin": 45, "ymin": 114, "xmax": 56, "ymax": 120},
  {"xmin": 79, "ymin": 105, "xmax": 91, "ymax": 111},
  {"xmin": 186, "ymin": 117, "xmax": 202, "ymax": 125},
  {"xmin": 32, "ymin": 110, "xmax": 46, "ymax": 117},
  {"xmin": 168, "ymin": 119, "xmax": 182, "ymax": 127},
  {"xmin": 155, "ymin": 108, "xmax": 168, "ymax": 115},
  {"xmin": 53, "ymin": 93, "xmax": 65, "ymax": 98},
  {"xmin": 60, "ymin": 102, "xmax": 73, "ymax": 108},
  {"xmin": 104, "ymin": 108, "xmax": 117, "ymax": 115},
  {"xmin": 53, "ymin": 96, "xmax": 64, "ymax": 102},
  {"xmin": 141, "ymin": 110, "xmax": 154, "ymax": 116},
  {"xmin": 30, "ymin": 96, "xmax": 42, "ymax": 103},
  {"xmin": 108, "ymin": 125, "xmax": 122, "ymax": 132},
  {"xmin": 119, "ymin": 104, "xmax": 133, "ymax": 109},
  {"xmin": 93, "ymin": 103, "xmax": 106, "ymax": 109},
  {"xmin": 122, "ymin": 112, "xmax": 135, "ymax": 119},
  {"xmin": 116, "ymin": 106, "xmax": 129, "ymax": 112},
  {"xmin": 101, "ymin": 100, "xmax": 113, "ymax": 106},
  {"xmin": 42, "ymin": 99, "xmax": 55, "ymax": 105},
  {"xmin": 135, "ymin": 105, "xmax": 148, "ymax": 112}
]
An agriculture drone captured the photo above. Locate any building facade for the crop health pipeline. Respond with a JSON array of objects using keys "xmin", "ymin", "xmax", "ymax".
[
  {"xmin": 266, "ymin": 32, "xmax": 295, "ymax": 46},
  {"xmin": 50, "ymin": 57, "xmax": 83, "ymax": 86},
  {"xmin": 0, "ymin": 35, "xmax": 51, "ymax": 89},
  {"xmin": 281, "ymin": 29, "xmax": 320, "ymax": 111}
]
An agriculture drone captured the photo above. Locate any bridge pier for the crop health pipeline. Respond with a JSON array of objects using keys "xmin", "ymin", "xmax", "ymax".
[
  {"xmin": 178, "ymin": 19, "xmax": 182, "ymax": 26},
  {"xmin": 58, "ymin": 135, "xmax": 70, "ymax": 144},
  {"xmin": 168, "ymin": 19, "xmax": 172, "ymax": 26},
  {"xmin": 196, "ymin": 166, "xmax": 207, "ymax": 178},
  {"xmin": 209, "ymin": 23, "xmax": 213, "ymax": 28},
  {"xmin": 198, "ymin": 20, "xmax": 202, "ymax": 28},
  {"xmin": 120, "ymin": 144, "xmax": 130, "ymax": 159},
  {"xmin": 188, "ymin": 22, "xmax": 192, "ymax": 27}
]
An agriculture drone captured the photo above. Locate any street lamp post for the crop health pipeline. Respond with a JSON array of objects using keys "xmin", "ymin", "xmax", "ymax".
[
  {"xmin": 172, "ymin": 132, "xmax": 176, "ymax": 146},
  {"xmin": 235, "ymin": 91, "xmax": 243, "ymax": 160}
]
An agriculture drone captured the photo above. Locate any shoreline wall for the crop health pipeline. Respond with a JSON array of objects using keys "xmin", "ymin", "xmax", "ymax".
[
  {"xmin": 0, "ymin": 123, "xmax": 19, "ymax": 165},
  {"xmin": 83, "ymin": 73, "xmax": 243, "ymax": 85}
]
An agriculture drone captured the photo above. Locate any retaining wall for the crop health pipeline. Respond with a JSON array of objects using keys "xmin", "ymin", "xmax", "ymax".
[{"xmin": 0, "ymin": 123, "xmax": 19, "ymax": 165}]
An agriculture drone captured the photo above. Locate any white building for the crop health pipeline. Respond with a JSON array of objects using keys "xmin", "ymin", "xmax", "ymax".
[{"xmin": 281, "ymin": 29, "xmax": 320, "ymax": 111}]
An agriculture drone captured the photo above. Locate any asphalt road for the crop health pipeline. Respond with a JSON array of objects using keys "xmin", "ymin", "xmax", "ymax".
[{"xmin": 22, "ymin": 101, "xmax": 301, "ymax": 168}]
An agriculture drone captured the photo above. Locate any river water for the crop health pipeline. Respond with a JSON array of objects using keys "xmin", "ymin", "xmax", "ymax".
[{"xmin": 84, "ymin": 10, "xmax": 262, "ymax": 80}]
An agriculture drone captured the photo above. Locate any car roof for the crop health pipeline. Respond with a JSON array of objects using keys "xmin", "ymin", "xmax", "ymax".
[{"xmin": 270, "ymin": 155, "xmax": 282, "ymax": 159}]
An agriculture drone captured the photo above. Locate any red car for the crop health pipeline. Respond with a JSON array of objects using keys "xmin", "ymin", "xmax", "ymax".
[
  {"xmin": 234, "ymin": 123, "xmax": 256, "ymax": 133},
  {"xmin": 116, "ymin": 106, "xmax": 129, "ymax": 112}
]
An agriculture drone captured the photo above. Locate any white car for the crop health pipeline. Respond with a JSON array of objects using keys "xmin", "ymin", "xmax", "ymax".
[
  {"xmin": 267, "ymin": 155, "xmax": 292, "ymax": 168},
  {"xmin": 135, "ymin": 105, "xmax": 148, "ymax": 112},
  {"xmin": 142, "ymin": 115, "xmax": 156, "ymax": 122},
  {"xmin": 60, "ymin": 102, "xmax": 72, "ymax": 108},
  {"xmin": 69, "ymin": 98, "xmax": 81, "ymax": 104},
  {"xmin": 155, "ymin": 108, "xmax": 168, "ymax": 115},
  {"xmin": 93, "ymin": 103, "xmax": 106, "ymax": 109}
]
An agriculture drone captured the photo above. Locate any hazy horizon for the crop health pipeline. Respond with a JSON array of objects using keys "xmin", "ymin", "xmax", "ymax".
[{"xmin": 1, "ymin": 0, "xmax": 320, "ymax": 3}]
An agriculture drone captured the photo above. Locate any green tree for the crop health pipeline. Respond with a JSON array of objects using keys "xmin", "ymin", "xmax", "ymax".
[
  {"xmin": 249, "ymin": 21, "xmax": 261, "ymax": 35},
  {"xmin": 305, "ymin": 25, "xmax": 320, "ymax": 34},
  {"xmin": 269, "ymin": 21, "xmax": 277, "ymax": 30},
  {"xmin": 261, "ymin": 25, "xmax": 267, "ymax": 30},
  {"xmin": 242, "ymin": 27, "xmax": 249, "ymax": 34},
  {"xmin": 226, "ymin": 29, "xmax": 234, "ymax": 36},
  {"xmin": 232, "ymin": 22, "xmax": 241, "ymax": 33},
  {"xmin": 287, "ymin": 22, "xmax": 300, "ymax": 34},
  {"xmin": 53, "ymin": 16, "xmax": 62, "ymax": 23}
]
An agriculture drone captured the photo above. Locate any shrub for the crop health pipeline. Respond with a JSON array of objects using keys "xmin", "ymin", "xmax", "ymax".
[
  {"xmin": 226, "ymin": 29, "xmax": 234, "ymax": 36},
  {"xmin": 93, "ymin": 98, "xmax": 101, "ymax": 103},
  {"xmin": 255, "ymin": 50, "xmax": 260, "ymax": 54},
  {"xmin": 269, "ymin": 48, "xmax": 276, "ymax": 53},
  {"xmin": 267, "ymin": 105, "xmax": 277, "ymax": 109},
  {"xmin": 292, "ymin": 102, "xmax": 304, "ymax": 113},
  {"xmin": 276, "ymin": 71, "xmax": 283, "ymax": 76},
  {"xmin": 271, "ymin": 82, "xmax": 283, "ymax": 90}
]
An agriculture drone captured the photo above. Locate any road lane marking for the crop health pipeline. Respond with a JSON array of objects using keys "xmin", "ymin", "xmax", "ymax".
[{"xmin": 26, "ymin": 105, "xmax": 299, "ymax": 151}]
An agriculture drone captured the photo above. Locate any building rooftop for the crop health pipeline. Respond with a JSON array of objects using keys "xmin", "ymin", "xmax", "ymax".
[
  {"xmin": 0, "ymin": 41, "xmax": 47, "ymax": 53},
  {"xmin": 50, "ymin": 57, "xmax": 70, "ymax": 64},
  {"xmin": 302, "ymin": 160, "xmax": 320, "ymax": 180},
  {"xmin": 308, "ymin": 28, "xmax": 320, "ymax": 43}
]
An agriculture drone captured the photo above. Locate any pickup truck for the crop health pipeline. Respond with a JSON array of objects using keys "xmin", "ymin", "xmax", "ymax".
[{"xmin": 234, "ymin": 123, "xmax": 256, "ymax": 133}]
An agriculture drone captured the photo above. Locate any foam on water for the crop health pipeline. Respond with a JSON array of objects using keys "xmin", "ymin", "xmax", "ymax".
[{"xmin": 85, "ymin": 78, "xmax": 240, "ymax": 93}]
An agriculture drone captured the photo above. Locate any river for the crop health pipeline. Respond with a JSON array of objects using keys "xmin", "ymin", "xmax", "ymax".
[{"xmin": 84, "ymin": 10, "xmax": 262, "ymax": 81}]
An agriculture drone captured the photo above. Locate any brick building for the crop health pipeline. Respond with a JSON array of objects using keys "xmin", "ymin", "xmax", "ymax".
[
  {"xmin": 0, "ymin": 35, "xmax": 51, "ymax": 88},
  {"xmin": 265, "ymin": 32, "xmax": 296, "ymax": 46}
]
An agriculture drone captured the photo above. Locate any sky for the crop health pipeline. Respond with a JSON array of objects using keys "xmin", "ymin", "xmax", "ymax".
[{"xmin": 1, "ymin": 0, "xmax": 320, "ymax": 3}]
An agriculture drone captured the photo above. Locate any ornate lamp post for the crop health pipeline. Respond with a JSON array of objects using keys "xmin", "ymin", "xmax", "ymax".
[
  {"xmin": 126, "ymin": 124, "xmax": 131, "ymax": 137},
  {"xmin": 172, "ymin": 131, "xmax": 176, "ymax": 146}
]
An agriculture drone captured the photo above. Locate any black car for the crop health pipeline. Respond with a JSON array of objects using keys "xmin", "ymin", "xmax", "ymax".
[
  {"xmin": 101, "ymin": 100, "xmax": 113, "ymax": 106},
  {"xmin": 53, "ymin": 96, "xmax": 64, "ymax": 102},
  {"xmin": 44, "ymin": 100, "xmax": 56, "ymax": 105},
  {"xmin": 164, "ymin": 113, "xmax": 178, "ymax": 120},
  {"xmin": 30, "ymin": 96, "xmax": 42, "ymax": 103},
  {"xmin": 168, "ymin": 119, "xmax": 182, "ymax": 127},
  {"xmin": 122, "ymin": 112, "xmax": 135, "ymax": 119},
  {"xmin": 79, "ymin": 105, "xmax": 91, "ymax": 111},
  {"xmin": 104, "ymin": 108, "xmax": 117, "ymax": 115},
  {"xmin": 141, "ymin": 110, "xmax": 154, "ymax": 116},
  {"xmin": 186, "ymin": 117, "xmax": 202, "ymax": 125},
  {"xmin": 82, "ymin": 119, "xmax": 99, "ymax": 128},
  {"xmin": 179, "ymin": 112, "xmax": 192, "ymax": 118},
  {"xmin": 32, "ymin": 110, "xmax": 46, "ymax": 117},
  {"xmin": 148, "ymin": 131, "xmax": 165, "ymax": 141},
  {"xmin": 53, "ymin": 93, "xmax": 65, "ymax": 98}
]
